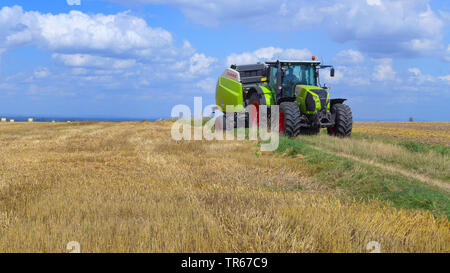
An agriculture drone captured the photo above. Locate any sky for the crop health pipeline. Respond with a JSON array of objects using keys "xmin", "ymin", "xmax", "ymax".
[{"xmin": 0, "ymin": 0, "xmax": 449, "ymax": 121}]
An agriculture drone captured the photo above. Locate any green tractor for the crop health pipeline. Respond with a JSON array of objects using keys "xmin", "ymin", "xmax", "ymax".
[{"xmin": 215, "ymin": 58, "xmax": 352, "ymax": 137}]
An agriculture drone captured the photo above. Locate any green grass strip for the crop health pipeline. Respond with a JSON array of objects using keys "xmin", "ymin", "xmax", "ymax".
[{"xmin": 276, "ymin": 137, "xmax": 450, "ymax": 217}]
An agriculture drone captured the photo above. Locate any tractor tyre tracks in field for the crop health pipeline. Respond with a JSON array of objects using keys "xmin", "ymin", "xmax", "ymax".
[{"xmin": 310, "ymin": 146, "xmax": 450, "ymax": 191}]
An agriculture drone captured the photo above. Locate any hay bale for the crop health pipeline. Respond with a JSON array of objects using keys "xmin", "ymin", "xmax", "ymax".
[
  {"xmin": 28, "ymin": 118, "xmax": 34, "ymax": 123},
  {"xmin": 1, "ymin": 118, "xmax": 6, "ymax": 122},
  {"xmin": 10, "ymin": 119, "xmax": 14, "ymax": 123}
]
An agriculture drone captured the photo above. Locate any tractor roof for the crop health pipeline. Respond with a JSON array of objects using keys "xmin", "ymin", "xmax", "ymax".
[{"xmin": 265, "ymin": 60, "xmax": 321, "ymax": 65}]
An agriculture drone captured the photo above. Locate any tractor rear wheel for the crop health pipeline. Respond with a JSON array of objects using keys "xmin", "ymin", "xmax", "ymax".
[
  {"xmin": 279, "ymin": 102, "xmax": 302, "ymax": 137},
  {"xmin": 328, "ymin": 103, "xmax": 352, "ymax": 137}
]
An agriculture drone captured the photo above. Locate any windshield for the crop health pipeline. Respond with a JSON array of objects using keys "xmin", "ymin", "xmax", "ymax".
[{"xmin": 282, "ymin": 64, "xmax": 316, "ymax": 96}]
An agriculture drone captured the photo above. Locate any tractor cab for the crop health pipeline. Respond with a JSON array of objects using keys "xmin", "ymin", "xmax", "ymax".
[{"xmin": 265, "ymin": 60, "xmax": 334, "ymax": 102}]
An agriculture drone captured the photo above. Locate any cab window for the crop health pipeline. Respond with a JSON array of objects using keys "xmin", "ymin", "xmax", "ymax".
[{"xmin": 269, "ymin": 67, "xmax": 278, "ymax": 91}]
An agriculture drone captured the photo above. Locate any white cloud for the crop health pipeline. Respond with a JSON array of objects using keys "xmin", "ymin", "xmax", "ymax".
[
  {"xmin": 115, "ymin": 0, "xmax": 447, "ymax": 59},
  {"xmin": 366, "ymin": 0, "xmax": 382, "ymax": 6},
  {"xmin": 0, "ymin": 6, "xmax": 178, "ymax": 62},
  {"xmin": 52, "ymin": 54, "xmax": 137, "ymax": 69},
  {"xmin": 439, "ymin": 75, "xmax": 450, "ymax": 85},
  {"xmin": 0, "ymin": 6, "xmax": 215, "ymax": 70},
  {"xmin": 408, "ymin": 68, "xmax": 421, "ymax": 77},
  {"xmin": 195, "ymin": 77, "xmax": 217, "ymax": 94},
  {"xmin": 108, "ymin": 0, "xmax": 282, "ymax": 27},
  {"xmin": 188, "ymin": 53, "xmax": 217, "ymax": 75},
  {"xmin": 334, "ymin": 49, "xmax": 364, "ymax": 64},
  {"xmin": 322, "ymin": 65, "xmax": 345, "ymax": 84},
  {"xmin": 0, "ymin": 5, "xmax": 218, "ymax": 94},
  {"xmin": 322, "ymin": 65, "xmax": 370, "ymax": 86},
  {"xmin": 226, "ymin": 47, "xmax": 312, "ymax": 66},
  {"xmin": 67, "ymin": 0, "xmax": 81, "ymax": 6},
  {"xmin": 372, "ymin": 58, "xmax": 397, "ymax": 82},
  {"xmin": 326, "ymin": 54, "xmax": 396, "ymax": 86},
  {"xmin": 33, "ymin": 67, "xmax": 51, "ymax": 79},
  {"xmin": 322, "ymin": 1, "xmax": 444, "ymax": 57},
  {"xmin": 71, "ymin": 67, "xmax": 88, "ymax": 75},
  {"xmin": 407, "ymin": 67, "xmax": 434, "ymax": 84},
  {"xmin": 445, "ymin": 45, "xmax": 450, "ymax": 62}
]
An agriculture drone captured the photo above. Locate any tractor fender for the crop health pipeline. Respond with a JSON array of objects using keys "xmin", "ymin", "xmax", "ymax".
[
  {"xmin": 247, "ymin": 86, "xmax": 267, "ymax": 106},
  {"xmin": 330, "ymin": 98, "xmax": 347, "ymax": 108}
]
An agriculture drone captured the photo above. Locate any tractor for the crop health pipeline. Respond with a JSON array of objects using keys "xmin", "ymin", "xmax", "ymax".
[{"xmin": 215, "ymin": 58, "xmax": 353, "ymax": 137}]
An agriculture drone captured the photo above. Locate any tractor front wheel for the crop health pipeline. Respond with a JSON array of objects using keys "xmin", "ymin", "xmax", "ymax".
[
  {"xmin": 279, "ymin": 102, "xmax": 302, "ymax": 137},
  {"xmin": 328, "ymin": 103, "xmax": 352, "ymax": 137}
]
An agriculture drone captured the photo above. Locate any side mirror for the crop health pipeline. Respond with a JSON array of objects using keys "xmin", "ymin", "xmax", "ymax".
[{"xmin": 330, "ymin": 68, "xmax": 335, "ymax": 78}]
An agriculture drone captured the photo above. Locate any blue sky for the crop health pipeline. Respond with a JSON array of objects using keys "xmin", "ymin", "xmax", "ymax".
[{"xmin": 0, "ymin": 0, "xmax": 449, "ymax": 120}]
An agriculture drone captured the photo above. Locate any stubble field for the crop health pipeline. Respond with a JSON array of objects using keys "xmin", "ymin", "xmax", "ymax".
[
  {"xmin": 0, "ymin": 121, "xmax": 448, "ymax": 252},
  {"xmin": 353, "ymin": 122, "xmax": 449, "ymax": 146}
]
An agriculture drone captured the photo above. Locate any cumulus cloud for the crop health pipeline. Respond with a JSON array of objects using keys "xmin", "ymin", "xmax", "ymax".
[
  {"xmin": 226, "ymin": 47, "xmax": 312, "ymax": 66},
  {"xmin": 0, "ymin": 6, "xmax": 215, "ymax": 69},
  {"xmin": 67, "ymin": 0, "xmax": 81, "ymax": 6},
  {"xmin": 372, "ymin": 58, "xmax": 397, "ymax": 82},
  {"xmin": 195, "ymin": 77, "xmax": 217, "ymax": 94},
  {"xmin": 0, "ymin": 6, "xmax": 178, "ymax": 61},
  {"xmin": 107, "ymin": 0, "xmax": 281, "ymax": 27},
  {"xmin": 366, "ymin": 0, "xmax": 382, "ymax": 6},
  {"xmin": 33, "ymin": 67, "xmax": 51, "ymax": 79},
  {"xmin": 313, "ymin": 0, "xmax": 444, "ymax": 58},
  {"xmin": 112, "ymin": 0, "xmax": 447, "ymax": 59},
  {"xmin": 407, "ymin": 68, "xmax": 434, "ymax": 84},
  {"xmin": 334, "ymin": 49, "xmax": 364, "ymax": 64},
  {"xmin": 445, "ymin": 45, "xmax": 450, "ymax": 62},
  {"xmin": 188, "ymin": 53, "xmax": 217, "ymax": 75},
  {"xmin": 52, "ymin": 54, "xmax": 137, "ymax": 69},
  {"xmin": 322, "ymin": 65, "xmax": 370, "ymax": 86},
  {"xmin": 0, "ymin": 5, "xmax": 217, "ymax": 94},
  {"xmin": 439, "ymin": 75, "xmax": 450, "ymax": 85}
]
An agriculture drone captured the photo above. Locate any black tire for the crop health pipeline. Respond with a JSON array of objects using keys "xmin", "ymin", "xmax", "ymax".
[
  {"xmin": 279, "ymin": 102, "xmax": 302, "ymax": 137},
  {"xmin": 328, "ymin": 103, "xmax": 352, "ymax": 137}
]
